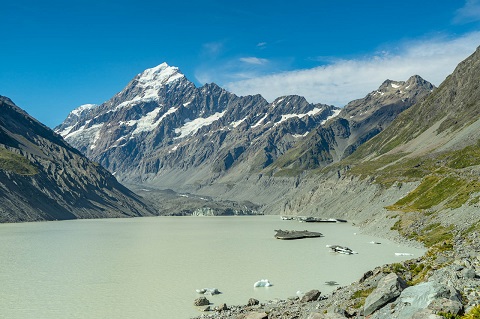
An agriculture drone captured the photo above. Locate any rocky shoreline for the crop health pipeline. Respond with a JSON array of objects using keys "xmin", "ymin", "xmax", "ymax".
[{"xmin": 192, "ymin": 230, "xmax": 480, "ymax": 319}]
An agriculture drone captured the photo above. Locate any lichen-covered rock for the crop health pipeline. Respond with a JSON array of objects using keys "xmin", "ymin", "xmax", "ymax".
[
  {"xmin": 240, "ymin": 312, "xmax": 268, "ymax": 319},
  {"xmin": 247, "ymin": 298, "xmax": 259, "ymax": 306},
  {"xmin": 215, "ymin": 303, "xmax": 228, "ymax": 311},
  {"xmin": 427, "ymin": 297, "xmax": 463, "ymax": 316},
  {"xmin": 370, "ymin": 281, "xmax": 461, "ymax": 319},
  {"xmin": 194, "ymin": 296, "xmax": 210, "ymax": 306},
  {"xmin": 301, "ymin": 289, "xmax": 321, "ymax": 303},
  {"xmin": 364, "ymin": 273, "xmax": 407, "ymax": 316}
]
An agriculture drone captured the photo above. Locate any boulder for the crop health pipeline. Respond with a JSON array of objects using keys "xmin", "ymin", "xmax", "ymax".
[
  {"xmin": 240, "ymin": 312, "xmax": 268, "ymax": 319},
  {"xmin": 301, "ymin": 289, "xmax": 321, "ymax": 303},
  {"xmin": 215, "ymin": 303, "xmax": 228, "ymax": 311},
  {"xmin": 307, "ymin": 313, "xmax": 347, "ymax": 319},
  {"xmin": 427, "ymin": 297, "xmax": 463, "ymax": 316},
  {"xmin": 364, "ymin": 273, "xmax": 407, "ymax": 316},
  {"xmin": 462, "ymin": 268, "xmax": 477, "ymax": 279},
  {"xmin": 247, "ymin": 298, "xmax": 260, "ymax": 306},
  {"xmin": 194, "ymin": 296, "xmax": 210, "ymax": 306},
  {"xmin": 411, "ymin": 309, "xmax": 443, "ymax": 319},
  {"xmin": 369, "ymin": 281, "xmax": 462, "ymax": 319},
  {"xmin": 199, "ymin": 305, "xmax": 211, "ymax": 312}
]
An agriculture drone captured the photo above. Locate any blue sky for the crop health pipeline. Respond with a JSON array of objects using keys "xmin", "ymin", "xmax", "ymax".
[{"xmin": 1, "ymin": 0, "xmax": 480, "ymax": 127}]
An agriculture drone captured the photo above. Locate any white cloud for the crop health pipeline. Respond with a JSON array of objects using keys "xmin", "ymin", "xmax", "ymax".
[
  {"xmin": 239, "ymin": 57, "xmax": 269, "ymax": 65},
  {"xmin": 224, "ymin": 32, "xmax": 480, "ymax": 106},
  {"xmin": 201, "ymin": 42, "xmax": 224, "ymax": 58},
  {"xmin": 454, "ymin": 0, "xmax": 480, "ymax": 24}
]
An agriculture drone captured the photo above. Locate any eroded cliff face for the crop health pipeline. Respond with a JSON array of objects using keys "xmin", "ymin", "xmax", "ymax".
[{"xmin": 0, "ymin": 96, "xmax": 155, "ymax": 222}]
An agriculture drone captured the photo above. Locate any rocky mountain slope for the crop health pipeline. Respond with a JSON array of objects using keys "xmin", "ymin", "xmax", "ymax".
[
  {"xmin": 215, "ymin": 47, "xmax": 480, "ymax": 239},
  {"xmin": 0, "ymin": 96, "xmax": 155, "ymax": 222},
  {"xmin": 269, "ymin": 75, "xmax": 434, "ymax": 173}
]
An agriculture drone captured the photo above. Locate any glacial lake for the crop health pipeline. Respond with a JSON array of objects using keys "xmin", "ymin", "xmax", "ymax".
[{"xmin": 0, "ymin": 216, "xmax": 425, "ymax": 318}]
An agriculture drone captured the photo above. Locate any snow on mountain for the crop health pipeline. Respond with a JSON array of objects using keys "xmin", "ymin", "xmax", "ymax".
[
  {"xmin": 274, "ymin": 107, "xmax": 324, "ymax": 127},
  {"xmin": 320, "ymin": 108, "xmax": 341, "ymax": 125},
  {"xmin": 174, "ymin": 111, "xmax": 226, "ymax": 139},
  {"xmin": 112, "ymin": 63, "xmax": 185, "ymax": 111},
  {"xmin": 137, "ymin": 63, "xmax": 184, "ymax": 86},
  {"xmin": 71, "ymin": 103, "xmax": 98, "ymax": 116}
]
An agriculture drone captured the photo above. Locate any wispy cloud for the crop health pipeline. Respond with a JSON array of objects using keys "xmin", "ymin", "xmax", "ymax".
[
  {"xmin": 201, "ymin": 41, "xmax": 224, "ymax": 58},
  {"xmin": 454, "ymin": 0, "xmax": 480, "ymax": 24},
  {"xmin": 257, "ymin": 42, "xmax": 267, "ymax": 48},
  {"xmin": 224, "ymin": 32, "xmax": 480, "ymax": 106},
  {"xmin": 239, "ymin": 57, "xmax": 269, "ymax": 65}
]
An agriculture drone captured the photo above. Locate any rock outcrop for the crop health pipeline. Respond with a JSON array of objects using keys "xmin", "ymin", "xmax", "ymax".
[{"xmin": 363, "ymin": 273, "xmax": 408, "ymax": 316}]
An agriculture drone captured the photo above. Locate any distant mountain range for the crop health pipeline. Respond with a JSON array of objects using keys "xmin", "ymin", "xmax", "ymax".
[
  {"xmin": 2, "ymin": 46, "xmax": 479, "ymax": 224},
  {"xmin": 55, "ymin": 63, "xmax": 433, "ymax": 194}
]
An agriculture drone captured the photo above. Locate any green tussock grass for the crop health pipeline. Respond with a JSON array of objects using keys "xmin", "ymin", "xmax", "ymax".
[
  {"xmin": 350, "ymin": 287, "xmax": 375, "ymax": 309},
  {"xmin": 0, "ymin": 148, "xmax": 38, "ymax": 175},
  {"xmin": 387, "ymin": 175, "xmax": 479, "ymax": 212},
  {"xmin": 439, "ymin": 304, "xmax": 480, "ymax": 319}
]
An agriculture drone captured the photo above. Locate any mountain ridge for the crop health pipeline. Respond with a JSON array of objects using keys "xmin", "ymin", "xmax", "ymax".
[{"xmin": 0, "ymin": 96, "xmax": 155, "ymax": 222}]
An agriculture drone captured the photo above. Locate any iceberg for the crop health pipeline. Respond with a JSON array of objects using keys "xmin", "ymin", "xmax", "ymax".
[
  {"xmin": 395, "ymin": 253, "xmax": 414, "ymax": 256},
  {"xmin": 196, "ymin": 288, "xmax": 221, "ymax": 295},
  {"xmin": 254, "ymin": 279, "xmax": 272, "ymax": 288}
]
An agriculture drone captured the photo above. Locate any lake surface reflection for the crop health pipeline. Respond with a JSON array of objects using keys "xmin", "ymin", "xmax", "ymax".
[{"xmin": 0, "ymin": 216, "xmax": 425, "ymax": 318}]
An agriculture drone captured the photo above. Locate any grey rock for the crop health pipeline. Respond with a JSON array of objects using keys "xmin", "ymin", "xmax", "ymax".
[
  {"xmin": 241, "ymin": 312, "xmax": 268, "ymax": 319},
  {"xmin": 364, "ymin": 273, "xmax": 407, "ymax": 316},
  {"xmin": 301, "ymin": 289, "xmax": 321, "ymax": 303},
  {"xmin": 247, "ymin": 298, "xmax": 260, "ymax": 306},
  {"xmin": 308, "ymin": 313, "xmax": 347, "ymax": 319},
  {"xmin": 194, "ymin": 296, "xmax": 210, "ymax": 306},
  {"xmin": 371, "ymin": 281, "xmax": 461, "ymax": 319},
  {"xmin": 411, "ymin": 309, "xmax": 443, "ymax": 319},
  {"xmin": 215, "ymin": 303, "xmax": 228, "ymax": 311},
  {"xmin": 462, "ymin": 268, "xmax": 477, "ymax": 279},
  {"xmin": 199, "ymin": 305, "xmax": 211, "ymax": 312},
  {"xmin": 427, "ymin": 297, "xmax": 463, "ymax": 315}
]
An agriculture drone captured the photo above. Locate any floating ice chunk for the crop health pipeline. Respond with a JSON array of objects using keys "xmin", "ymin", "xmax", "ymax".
[
  {"xmin": 196, "ymin": 288, "xmax": 220, "ymax": 295},
  {"xmin": 254, "ymin": 279, "xmax": 272, "ymax": 288},
  {"xmin": 395, "ymin": 253, "xmax": 414, "ymax": 256}
]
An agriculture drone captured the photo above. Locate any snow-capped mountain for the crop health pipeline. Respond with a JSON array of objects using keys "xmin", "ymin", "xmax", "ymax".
[{"xmin": 55, "ymin": 63, "xmax": 339, "ymax": 188}]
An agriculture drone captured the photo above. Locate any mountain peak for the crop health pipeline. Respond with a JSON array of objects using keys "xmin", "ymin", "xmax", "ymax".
[
  {"xmin": 373, "ymin": 75, "xmax": 434, "ymax": 97},
  {"xmin": 405, "ymin": 75, "xmax": 434, "ymax": 90},
  {"xmin": 136, "ymin": 63, "xmax": 185, "ymax": 87},
  {"xmin": 71, "ymin": 103, "xmax": 98, "ymax": 117}
]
